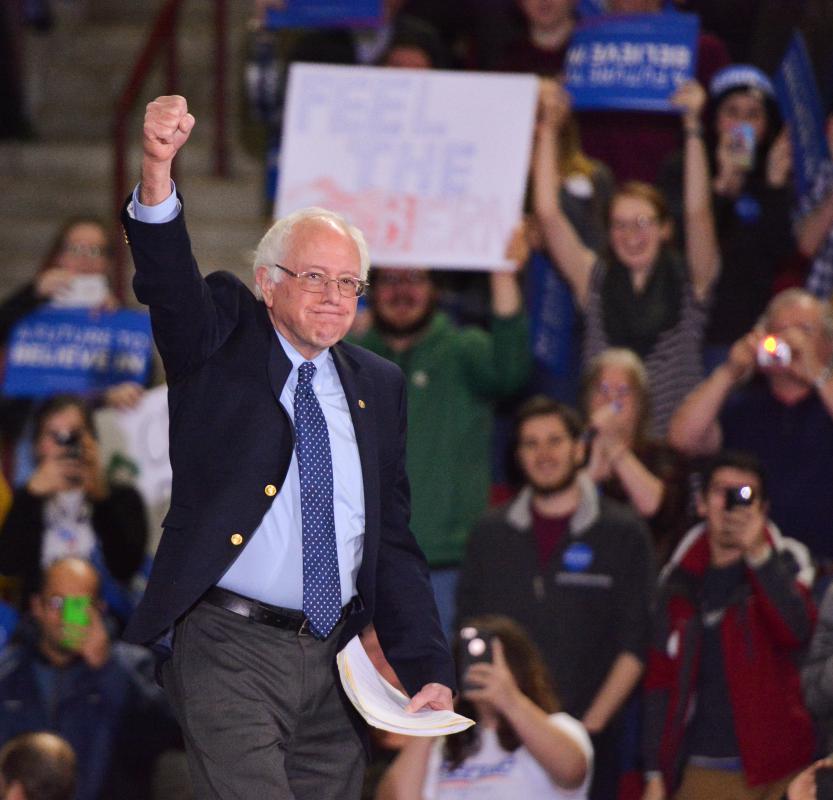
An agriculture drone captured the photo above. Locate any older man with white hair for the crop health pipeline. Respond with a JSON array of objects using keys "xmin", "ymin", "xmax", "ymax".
[{"xmin": 120, "ymin": 94, "xmax": 454, "ymax": 800}]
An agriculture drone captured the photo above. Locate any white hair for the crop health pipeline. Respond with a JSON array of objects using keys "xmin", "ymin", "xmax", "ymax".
[
  {"xmin": 759, "ymin": 287, "xmax": 833, "ymax": 343},
  {"xmin": 252, "ymin": 207, "xmax": 370, "ymax": 300}
]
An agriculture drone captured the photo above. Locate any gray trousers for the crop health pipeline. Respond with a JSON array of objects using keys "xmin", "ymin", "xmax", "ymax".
[{"xmin": 162, "ymin": 601, "xmax": 366, "ymax": 800}]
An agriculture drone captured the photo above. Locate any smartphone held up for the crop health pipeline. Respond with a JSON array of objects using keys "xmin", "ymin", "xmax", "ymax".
[
  {"xmin": 60, "ymin": 595, "xmax": 91, "ymax": 650},
  {"xmin": 459, "ymin": 626, "xmax": 494, "ymax": 691}
]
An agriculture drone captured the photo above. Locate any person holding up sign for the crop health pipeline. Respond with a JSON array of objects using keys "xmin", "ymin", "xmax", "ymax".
[
  {"xmin": 533, "ymin": 78, "xmax": 720, "ymax": 436},
  {"xmin": 0, "ymin": 217, "xmax": 148, "ymax": 487},
  {"xmin": 657, "ymin": 65, "xmax": 796, "ymax": 374}
]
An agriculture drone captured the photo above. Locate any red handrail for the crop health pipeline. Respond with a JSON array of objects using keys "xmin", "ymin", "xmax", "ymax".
[{"xmin": 112, "ymin": 0, "xmax": 228, "ymax": 302}]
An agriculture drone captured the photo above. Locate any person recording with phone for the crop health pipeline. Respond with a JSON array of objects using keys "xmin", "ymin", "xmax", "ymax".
[
  {"xmin": 0, "ymin": 395, "xmax": 147, "ymax": 627},
  {"xmin": 0, "ymin": 217, "xmax": 149, "ymax": 488},
  {"xmin": 657, "ymin": 64, "xmax": 796, "ymax": 374},
  {"xmin": 669, "ymin": 288, "xmax": 833, "ymax": 562},
  {"xmin": 0, "ymin": 558, "xmax": 180, "ymax": 800},
  {"xmin": 456, "ymin": 397, "xmax": 653, "ymax": 799},
  {"xmin": 642, "ymin": 451, "xmax": 816, "ymax": 800},
  {"xmin": 377, "ymin": 614, "xmax": 593, "ymax": 800}
]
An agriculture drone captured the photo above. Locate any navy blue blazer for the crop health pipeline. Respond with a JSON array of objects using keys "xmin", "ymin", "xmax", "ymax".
[{"xmin": 121, "ymin": 202, "xmax": 454, "ymax": 696}]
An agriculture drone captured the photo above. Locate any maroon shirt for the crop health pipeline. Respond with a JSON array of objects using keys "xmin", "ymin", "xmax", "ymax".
[{"xmin": 531, "ymin": 505, "xmax": 571, "ymax": 569}]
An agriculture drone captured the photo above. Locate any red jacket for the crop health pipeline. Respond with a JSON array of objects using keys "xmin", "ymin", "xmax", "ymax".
[{"xmin": 643, "ymin": 523, "xmax": 816, "ymax": 790}]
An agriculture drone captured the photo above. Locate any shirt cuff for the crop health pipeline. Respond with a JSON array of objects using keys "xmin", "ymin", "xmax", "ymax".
[{"xmin": 127, "ymin": 181, "xmax": 181, "ymax": 223}]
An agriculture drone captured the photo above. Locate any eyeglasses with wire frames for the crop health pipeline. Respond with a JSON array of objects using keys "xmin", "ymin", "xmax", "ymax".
[
  {"xmin": 273, "ymin": 264, "xmax": 368, "ymax": 298},
  {"xmin": 61, "ymin": 243, "xmax": 109, "ymax": 259},
  {"xmin": 609, "ymin": 215, "xmax": 660, "ymax": 234}
]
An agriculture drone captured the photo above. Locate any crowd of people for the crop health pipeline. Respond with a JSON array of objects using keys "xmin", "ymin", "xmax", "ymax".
[{"xmin": 1, "ymin": 0, "xmax": 833, "ymax": 799}]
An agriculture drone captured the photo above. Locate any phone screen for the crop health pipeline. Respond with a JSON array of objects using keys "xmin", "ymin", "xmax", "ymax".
[
  {"xmin": 60, "ymin": 596, "xmax": 91, "ymax": 648},
  {"xmin": 729, "ymin": 123, "xmax": 756, "ymax": 169}
]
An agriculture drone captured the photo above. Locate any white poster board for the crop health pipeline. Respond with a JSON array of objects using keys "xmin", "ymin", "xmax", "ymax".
[
  {"xmin": 277, "ymin": 63, "xmax": 538, "ymax": 270},
  {"xmin": 95, "ymin": 385, "xmax": 171, "ymax": 551}
]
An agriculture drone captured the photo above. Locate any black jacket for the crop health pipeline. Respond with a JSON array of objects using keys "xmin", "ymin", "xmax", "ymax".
[{"xmin": 120, "ymin": 200, "xmax": 454, "ymax": 696}]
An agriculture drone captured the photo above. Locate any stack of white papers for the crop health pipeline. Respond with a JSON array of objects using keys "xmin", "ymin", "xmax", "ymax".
[{"xmin": 337, "ymin": 635, "xmax": 474, "ymax": 736}]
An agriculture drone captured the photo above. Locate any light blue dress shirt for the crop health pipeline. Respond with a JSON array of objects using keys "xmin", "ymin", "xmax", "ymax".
[{"xmin": 130, "ymin": 185, "xmax": 366, "ymax": 609}]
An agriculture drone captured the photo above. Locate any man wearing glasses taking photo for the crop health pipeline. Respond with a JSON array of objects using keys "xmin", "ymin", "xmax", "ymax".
[{"xmin": 120, "ymin": 94, "xmax": 455, "ymax": 800}]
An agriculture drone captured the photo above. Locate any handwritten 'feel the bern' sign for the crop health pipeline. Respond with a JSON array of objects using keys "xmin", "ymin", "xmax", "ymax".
[{"xmin": 277, "ymin": 64, "xmax": 538, "ymax": 270}]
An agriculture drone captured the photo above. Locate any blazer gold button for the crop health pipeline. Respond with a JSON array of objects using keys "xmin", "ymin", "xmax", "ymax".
[
  {"xmin": 230, "ymin": 533, "xmax": 244, "ymax": 546},
  {"xmin": 358, "ymin": 399, "xmax": 366, "ymax": 409},
  {"xmin": 264, "ymin": 484, "xmax": 277, "ymax": 497}
]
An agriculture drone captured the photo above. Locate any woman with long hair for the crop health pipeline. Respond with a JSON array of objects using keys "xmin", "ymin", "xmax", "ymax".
[
  {"xmin": 534, "ymin": 79, "xmax": 720, "ymax": 435},
  {"xmin": 0, "ymin": 217, "xmax": 146, "ymax": 482},
  {"xmin": 657, "ymin": 65, "xmax": 796, "ymax": 373},
  {"xmin": 377, "ymin": 614, "xmax": 592, "ymax": 800}
]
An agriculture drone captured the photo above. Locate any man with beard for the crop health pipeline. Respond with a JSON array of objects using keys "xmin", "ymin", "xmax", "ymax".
[
  {"xmin": 353, "ymin": 265, "xmax": 530, "ymax": 637},
  {"xmin": 456, "ymin": 396, "xmax": 655, "ymax": 799}
]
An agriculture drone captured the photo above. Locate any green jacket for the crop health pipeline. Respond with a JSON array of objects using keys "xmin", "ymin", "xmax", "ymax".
[{"xmin": 356, "ymin": 311, "xmax": 530, "ymax": 565}]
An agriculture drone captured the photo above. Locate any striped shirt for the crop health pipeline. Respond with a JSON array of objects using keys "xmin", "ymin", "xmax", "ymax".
[{"xmin": 583, "ymin": 259, "xmax": 708, "ymax": 437}]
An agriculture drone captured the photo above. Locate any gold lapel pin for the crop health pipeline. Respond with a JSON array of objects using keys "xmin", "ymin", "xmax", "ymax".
[{"xmin": 358, "ymin": 399, "xmax": 366, "ymax": 409}]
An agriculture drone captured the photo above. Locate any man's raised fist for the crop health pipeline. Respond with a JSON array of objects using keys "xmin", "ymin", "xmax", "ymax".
[{"xmin": 143, "ymin": 95, "xmax": 195, "ymax": 165}]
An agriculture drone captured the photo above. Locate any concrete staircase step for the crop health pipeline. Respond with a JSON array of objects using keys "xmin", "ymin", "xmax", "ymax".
[{"xmin": 2, "ymin": 0, "xmax": 265, "ymax": 301}]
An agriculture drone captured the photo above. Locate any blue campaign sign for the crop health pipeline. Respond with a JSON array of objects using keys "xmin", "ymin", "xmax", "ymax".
[
  {"xmin": 2, "ymin": 307, "xmax": 153, "ymax": 398},
  {"xmin": 774, "ymin": 32, "xmax": 833, "ymax": 203},
  {"xmin": 565, "ymin": 13, "xmax": 699, "ymax": 112},
  {"xmin": 527, "ymin": 250, "xmax": 576, "ymax": 376},
  {"xmin": 265, "ymin": 0, "xmax": 382, "ymax": 29},
  {"xmin": 578, "ymin": 0, "xmax": 607, "ymax": 17}
]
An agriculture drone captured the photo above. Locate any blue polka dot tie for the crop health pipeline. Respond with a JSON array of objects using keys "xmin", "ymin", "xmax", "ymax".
[{"xmin": 294, "ymin": 361, "xmax": 341, "ymax": 639}]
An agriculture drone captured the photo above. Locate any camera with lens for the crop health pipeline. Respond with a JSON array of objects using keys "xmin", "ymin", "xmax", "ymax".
[
  {"xmin": 51, "ymin": 429, "xmax": 82, "ymax": 460},
  {"xmin": 725, "ymin": 485, "xmax": 755, "ymax": 510},
  {"xmin": 757, "ymin": 335, "xmax": 791, "ymax": 367}
]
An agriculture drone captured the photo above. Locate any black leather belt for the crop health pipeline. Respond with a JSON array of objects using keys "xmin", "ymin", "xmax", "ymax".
[{"xmin": 203, "ymin": 586, "xmax": 352, "ymax": 636}]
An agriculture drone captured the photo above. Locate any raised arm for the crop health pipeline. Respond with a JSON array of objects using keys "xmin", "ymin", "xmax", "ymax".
[
  {"xmin": 667, "ymin": 329, "xmax": 758, "ymax": 455},
  {"xmin": 458, "ymin": 225, "xmax": 532, "ymax": 398},
  {"xmin": 532, "ymin": 80, "xmax": 596, "ymax": 308},
  {"xmin": 796, "ymin": 188, "xmax": 833, "ymax": 258},
  {"xmin": 587, "ymin": 403, "xmax": 665, "ymax": 517},
  {"xmin": 489, "ymin": 222, "xmax": 526, "ymax": 318},
  {"xmin": 140, "ymin": 95, "xmax": 195, "ymax": 206},
  {"xmin": 464, "ymin": 639, "xmax": 589, "ymax": 790},
  {"xmin": 126, "ymin": 95, "xmax": 243, "ymax": 382},
  {"xmin": 794, "ymin": 113, "xmax": 833, "ymax": 260},
  {"xmin": 672, "ymin": 81, "xmax": 720, "ymax": 301}
]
